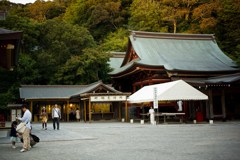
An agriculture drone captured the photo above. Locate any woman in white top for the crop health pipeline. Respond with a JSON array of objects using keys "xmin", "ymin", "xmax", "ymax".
[
  {"xmin": 149, "ymin": 107, "xmax": 155, "ymax": 125},
  {"xmin": 76, "ymin": 108, "xmax": 80, "ymax": 122}
]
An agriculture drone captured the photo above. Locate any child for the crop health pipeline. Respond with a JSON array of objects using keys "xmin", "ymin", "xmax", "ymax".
[{"xmin": 10, "ymin": 121, "xmax": 20, "ymax": 149}]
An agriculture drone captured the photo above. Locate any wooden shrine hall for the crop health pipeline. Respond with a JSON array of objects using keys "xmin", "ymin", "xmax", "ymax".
[
  {"xmin": 109, "ymin": 31, "xmax": 240, "ymax": 121},
  {"xmin": 19, "ymin": 81, "xmax": 130, "ymax": 122}
]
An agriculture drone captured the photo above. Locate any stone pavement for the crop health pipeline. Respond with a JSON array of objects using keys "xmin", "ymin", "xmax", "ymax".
[{"xmin": 0, "ymin": 121, "xmax": 240, "ymax": 160}]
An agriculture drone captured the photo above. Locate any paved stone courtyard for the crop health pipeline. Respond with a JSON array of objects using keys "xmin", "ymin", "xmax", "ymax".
[{"xmin": 0, "ymin": 121, "xmax": 240, "ymax": 160}]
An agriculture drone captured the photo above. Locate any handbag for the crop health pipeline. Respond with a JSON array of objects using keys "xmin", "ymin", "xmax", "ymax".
[{"xmin": 16, "ymin": 122, "xmax": 26, "ymax": 134}]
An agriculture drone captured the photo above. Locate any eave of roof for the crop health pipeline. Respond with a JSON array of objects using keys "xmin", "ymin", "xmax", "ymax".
[
  {"xmin": 205, "ymin": 73, "xmax": 240, "ymax": 84},
  {"xmin": 109, "ymin": 59, "xmax": 165, "ymax": 78},
  {"xmin": 181, "ymin": 73, "xmax": 240, "ymax": 86},
  {"xmin": 0, "ymin": 28, "xmax": 23, "ymax": 40},
  {"xmin": 80, "ymin": 92, "xmax": 131, "ymax": 98}
]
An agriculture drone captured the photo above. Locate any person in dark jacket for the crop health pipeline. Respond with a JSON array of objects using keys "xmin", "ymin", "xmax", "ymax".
[{"xmin": 10, "ymin": 121, "xmax": 20, "ymax": 149}]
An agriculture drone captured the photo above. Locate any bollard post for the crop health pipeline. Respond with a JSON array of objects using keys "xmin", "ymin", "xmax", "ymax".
[
  {"xmin": 130, "ymin": 119, "xmax": 134, "ymax": 123},
  {"xmin": 209, "ymin": 120, "xmax": 213, "ymax": 124},
  {"xmin": 193, "ymin": 120, "xmax": 197, "ymax": 124}
]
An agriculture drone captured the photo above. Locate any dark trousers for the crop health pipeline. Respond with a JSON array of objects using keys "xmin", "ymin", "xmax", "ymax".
[
  {"xmin": 53, "ymin": 118, "xmax": 60, "ymax": 130},
  {"xmin": 42, "ymin": 122, "xmax": 47, "ymax": 128}
]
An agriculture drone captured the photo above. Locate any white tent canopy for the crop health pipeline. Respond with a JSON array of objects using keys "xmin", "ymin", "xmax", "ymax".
[{"xmin": 128, "ymin": 80, "xmax": 208, "ymax": 103}]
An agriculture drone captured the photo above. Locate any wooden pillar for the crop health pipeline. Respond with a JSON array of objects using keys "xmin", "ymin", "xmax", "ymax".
[
  {"xmin": 209, "ymin": 90, "xmax": 214, "ymax": 119},
  {"xmin": 125, "ymin": 100, "xmax": 128, "ymax": 122},
  {"xmin": 88, "ymin": 98, "xmax": 92, "ymax": 123},
  {"xmin": 205, "ymin": 100, "xmax": 210, "ymax": 120},
  {"xmin": 142, "ymin": 105, "xmax": 145, "ymax": 119},
  {"xmin": 84, "ymin": 100, "xmax": 87, "ymax": 122},
  {"xmin": 133, "ymin": 84, "xmax": 136, "ymax": 93},
  {"xmin": 30, "ymin": 101, "xmax": 33, "ymax": 114},
  {"xmin": 118, "ymin": 102, "xmax": 121, "ymax": 120},
  {"xmin": 67, "ymin": 100, "xmax": 69, "ymax": 122},
  {"xmin": 221, "ymin": 90, "xmax": 226, "ymax": 119},
  {"xmin": 183, "ymin": 101, "xmax": 188, "ymax": 120}
]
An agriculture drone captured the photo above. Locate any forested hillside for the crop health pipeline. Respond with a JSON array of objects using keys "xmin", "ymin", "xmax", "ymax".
[{"xmin": 0, "ymin": 0, "xmax": 239, "ymax": 108}]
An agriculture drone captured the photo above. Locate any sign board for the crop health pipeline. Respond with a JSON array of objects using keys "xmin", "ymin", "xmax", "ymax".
[
  {"xmin": 153, "ymin": 87, "xmax": 158, "ymax": 109},
  {"xmin": 90, "ymin": 95, "xmax": 127, "ymax": 102},
  {"xmin": 11, "ymin": 109, "xmax": 22, "ymax": 121}
]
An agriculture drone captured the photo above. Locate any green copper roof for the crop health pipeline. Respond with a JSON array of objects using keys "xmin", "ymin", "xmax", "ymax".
[
  {"xmin": 108, "ymin": 52, "xmax": 126, "ymax": 71},
  {"xmin": 110, "ymin": 31, "xmax": 239, "ymax": 75},
  {"xmin": 19, "ymin": 81, "xmax": 121, "ymax": 100}
]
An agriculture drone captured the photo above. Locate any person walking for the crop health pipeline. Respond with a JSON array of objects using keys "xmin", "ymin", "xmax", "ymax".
[
  {"xmin": 52, "ymin": 104, "xmax": 61, "ymax": 130},
  {"xmin": 76, "ymin": 108, "xmax": 80, "ymax": 122},
  {"xmin": 16, "ymin": 104, "xmax": 32, "ymax": 152},
  {"xmin": 41, "ymin": 106, "xmax": 48, "ymax": 130},
  {"xmin": 148, "ymin": 107, "xmax": 155, "ymax": 125}
]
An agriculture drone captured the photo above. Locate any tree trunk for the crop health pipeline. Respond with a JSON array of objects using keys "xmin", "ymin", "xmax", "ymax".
[{"xmin": 173, "ymin": 20, "xmax": 177, "ymax": 33}]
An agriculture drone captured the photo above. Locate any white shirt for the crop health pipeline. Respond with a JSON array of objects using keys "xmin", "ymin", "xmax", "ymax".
[
  {"xmin": 76, "ymin": 110, "xmax": 80, "ymax": 117},
  {"xmin": 18, "ymin": 109, "xmax": 32, "ymax": 129},
  {"xmin": 177, "ymin": 100, "xmax": 183, "ymax": 111},
  {"xmin": 52, "ymin": 108, "xmax": 61, "ymax": 118},
  {"xmin": 149, "ymin": 108, "xmax": 155, "ymax": 114}
]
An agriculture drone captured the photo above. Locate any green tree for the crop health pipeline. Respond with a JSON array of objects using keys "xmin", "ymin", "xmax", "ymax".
[
  {"xmin": 0, "ymin": 68, "xmax": 18, "ymax": 109},
  {"xmin": 160, "ymin": 0, "xmax": 199, "ymax": 33},
  {"xmin": 64, "ymin": 0, "xmax": 125, "ymax": 40},
  {"xmin": 34, "ymin": 52, "xmax": 57, "ymax": 84},
  {"xmin": 128, "ymin": 0, "xmax": 167, "ymax": 32},
  {"xmin": 81, "ymin": 48, "xmax": 112, "ymax": 83},
  {"xmin": 191, "ymin": 0, "xmax": 220, "ymax": 33},
  {"xmin": 216, "ymin": 0, "xmax": 240, "ymax": 64},
  {"xmin": 36, "ymin": 18, "xmax": 96, "ymax": 84},
  {"xmin": 17, "ymin": 54, "xmax": 41, "ymax": 85},
  {"xmin": 25, "ymin": 0, "xmax": 66, "ymax": 22},
  {"xmin": 55, "ymin": 48, "xmax": 112, "ymax": 84},
  {"xmin": 39, "ymin": 18, "xmax": 96, "ymax": 64},
  {"xmin": 100, "ymin": 28, "xmax": 129, "ymax": 52}
]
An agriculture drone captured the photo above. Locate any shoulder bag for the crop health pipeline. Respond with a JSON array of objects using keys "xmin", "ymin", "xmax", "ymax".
[{"xmin": 16, "ymin": 122, "xmax": 26, "ymax": 134}]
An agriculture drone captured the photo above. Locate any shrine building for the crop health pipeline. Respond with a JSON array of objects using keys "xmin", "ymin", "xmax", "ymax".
[
  {"xmin": 0, "ymin": 28, "xmax": 22, "ymax": 125},
  {"xmin": 19, "ymin": 81, "xmax": 130, "ymax": 122},
  {"xmin": 109, "ymin": 31, "xmax": 240, "ymax": 121},
  {"xmin": 0, "ymin": 28, "xmax": 22, "ymax": 70}
]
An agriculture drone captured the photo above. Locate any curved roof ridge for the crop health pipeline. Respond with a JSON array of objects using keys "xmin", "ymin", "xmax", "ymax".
[{"xmin": 131, "ymin": 30, "xmax": 215, "ymax": 40}]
